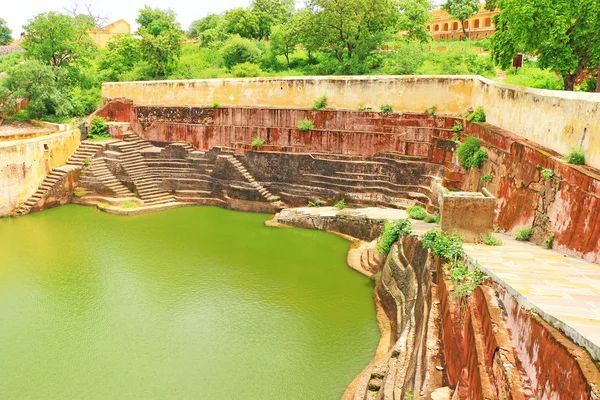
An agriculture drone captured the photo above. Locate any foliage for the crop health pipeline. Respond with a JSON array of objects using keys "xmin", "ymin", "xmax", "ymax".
[
  {"xmin": 452, "ymin": 133, "xmax": 460, "ymax": 141},
  {"xmin": 417, "ymin": 48, "xmax": 495, "ymax": 77},
  {"xmin": 297, "ymin": 119, "xmax": 315, "ymax": 131},
  {"xmin": 250, "ymin": 0, "xmax": 292, "ymax": 40},
  {"xmin": 187, "ymin": 14, "xmax": 222, "ymax": 39},
  {"xmin": 251, "ymin": 137, "xmax": 266, "ymax": 148},
  {"xmin": 121, "ymin": 201, "xmax": 139, "ymax": 209},
  {"xmin": 515, "ymin": 227, "xmax": 533, "ymax": 241},
  {"xmin": 424, "ymin": 213, "xmax": 439, "ymax": 224},
  {"xmin": 212, "ymin": 102, "xmax": 221, "ymax": 108},
  {"xmin": 270, "ymin": 23, "xmax": 299, "ymax": 67},
  {"xmin": 448, "ymin": 260, "xmax": 485, "ymax": 299},
  {"xmin": 82, "ymin": 158, "xmax": 90, "ymax": 167},
  {"xmin": 456, "ymin": 136, "xmax": 488, "ymax": 170},
  {"xmin": 565, "ymin": 148, "xmax": 585, "ymax": 165},
  {"xmin": 407, "ymin": 205, "xmax": 426, "ymax": 220},
  {"xmin": 544, "ymin": 234, "xmax": 554, "ymax": 249},
  {"xmin": 308, "ymin": 199, "xmax": 322, "ymax": 207},
  {"xmin": 491, "ymin": 0, "xmax": 600, "ymax": 91},
  {"xmin": 540, "ymin": 168, "xmax": 554, "ymax": 180},
  {"xmin": 442, "ymin": 0, "xmax": 480, "ymax": 41},
  {"xmin": 98, "ymin": 34, "xmax": 142, "ymax": 82},
  {"xmin": 334, "ymin": 199, "xmax": 347, "ymax": 210},
  {"xmin": 0, "ymin": 86, "xmax": 15, "ymax": 118},
  {"xmin": 467, "ymin": 106, "xmax": 486, "ymax": 123},
  {"xmin": 311, "ymin": 95, "xmax": 328, "ymax": 111},
  {"xmin": 22, "ymin": 12, "xmax": 96, "ymax": 67},
  {"xmin": 8, "ymin": 109, "xmax": 31, "ymax": 121},
  {"xmin": 482, "ymin": 233, "xmax": 503, "ymax": 246},
  {"xmin": 220, "ymin": 36, "xmax": 262, "ymax": 69},
  {"xmin": 380, "ymin": 104, "xmax": 394, "ymax": 116},
  {"xmin": 425, "ymin": 105, "xmax": 437, "ymax": 116},
  {"xmin": 423, "ymin": 229, "xmax": 465, "ymax": 261},
  {"xmin": 377, "ymin": 219, "xmax": 412, "ymax": 255},
  {"xmin": 397, "ymin": 0, "xmax": 433, "ymax": 43},
  {"xmin": 231, "ymin": 62, "xmax": 263, "ymax": 77},
  {"xmin": 452, "ymin": 121, "xmax": 464, "ymax": 132},
  {"xmin": 89, "ymin": 116, "xmax": 109, "ymax": 138},
  {"xmin": 481, "ymin": 174, "xmax": 493, "ymax": 183},
  {"xmin": 0, "ymin": 18, "xmax": 12, "ymax": 46},
  {"xmin": 503, "ymin": 65, "xmax": 564, "ymax": 90}
]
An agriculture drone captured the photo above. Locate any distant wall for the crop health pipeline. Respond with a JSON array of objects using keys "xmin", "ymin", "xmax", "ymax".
[
  {"xmin": 0, "ymin": 129, "xmax": 80, "ymax": 216},
  {"xmin": 102, "ymin": 76, "xmax": 600, "ymax": 170}
]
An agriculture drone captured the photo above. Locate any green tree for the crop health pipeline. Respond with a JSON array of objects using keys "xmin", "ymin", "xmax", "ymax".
[
  {"xmin": 98, "ymin": 34, "xmax": 142, "ymax": 81},
  {"xmin": 442, "ymin": 0, "xmax": 480, "ymax": 41},
  {"xmin": 270, "ymin": 23, "xmax": 299, "ymax": 67},
  {"xmin": 220, "ymin": 36, "xmax": 262, "ymax": 68},
  {"xmin": 0, "ymin": 18, "xmax": 12, "ymax": 45},
  {"xmin": 0, "ymin": 85, "xmax": 16, "ymax": 117},
  {"xmin": 250, "ymin": 0, "xmax": 291, "ymax": 40},
  {"xmin": 22, "ymin": 12, "xmax": 96, "ymax": 67},
  {"xmin": 224, "ymin": 8, "xmax": 260, "ymax": 39},
  {"xmin": 398, "ymin": 0, "xmax": 433, "ymax": 43},
  {"xmin": 491, "ymin": 0, "xmax": 600, "ymax": 91},
  {"xmin": 136, "ymin": 6, "xmax": 184, "ymax": 78},
  {"xmin": 187, "ymin": 14, "xmax": 222, "ymax": 38}
]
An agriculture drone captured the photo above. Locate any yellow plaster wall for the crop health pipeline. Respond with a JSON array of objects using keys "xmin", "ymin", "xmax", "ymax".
[
  {"xmin": 102, "ymin": 75, "xmax": 600, "ymax": 170},
  {"xmin": 89, "ymin": 19, "xmax": 131, "ymax": 49},
  {"xmin": 0, "ymin": 129, "xmax": 80, "ymax": 216}
]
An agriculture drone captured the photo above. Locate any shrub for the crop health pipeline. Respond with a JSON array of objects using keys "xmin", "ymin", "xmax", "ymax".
[
  {"xmin": 481, "ymin": 174, "xmax": 493, "ymax": 183},
  {"xmin": 311, "ymin": 95, "xmax": 328, "ymax": 111},
  {"xmin": 515, "ymin": 227, "xmax": 533, "ymax": 241},
  {"xmin": 407, "ymin": 205, "xmax": 426, "ymax": 220},
  {"xmin": 452, "ymin": 121, "xmax": 464, "ymax": 132},
  {"xmin": 544, "ymin": 234, "xmax": 554, "ymax": 249},
  {"xmin": 297, "ymin": 119, "xmax": 314, "ymax": 131},
  {"xmin": 334, "ymin": 199, "xmax": 347, "ymax": 210},
  {"xmin": 308, "ymin": 200, "xmax": 322, "ymax": 207},
  {"xmin": 452, "ymin": 133, "xmax": 460, "ymax": 141},
  {"xmin": 423, "ymin": 229, "xmax": 464, "ymax": 261},
  {"xmin": 251, "ymin": 137, "xmax": 265, "ymax": 148},
  {"xmin": 449, "ymin": 261, "xmax": 485, "ymax": 299},
  {"xmin": 220, "ymin": 36, "xmax": 262, "ymax": 69},
  {"xmin": 73, "ymin": 187, "xmax": 87, "ymax": 197},
  {"xmin": 565, "ymin": 148, "xmax": 585, "ymax": 165},
  {"xmin": 231, "ymin": 62, "xmax": 263, "ymax": 77},
  {"xmin": 540, "ymin": 168, "xmax": 554, "ymax": 180},
  {"xmin": 357, "ymin": 105, "xmax": 373, "ymax": 112},
  {"xmin": 8, "ymin": 109, "xmax": 31, "ymax": 121},
  {"xmin": 456, "ymin": 136, "xmax": 488, "ymax": 170},
  {"xmin": 424, "ymin": 213, "xmax": 440, "ymax": 224},
  {"xmin": 89, "ymin": 116, "xmax": 109, "ymax": 138},
  {"xmin": 467, "ymin": 106, "xmax": 486, "ymax": 123},
  {"xmin": 482, "ymin": 233, "xmax": 502, "ymax": 246},
  {"xmin": 212, "ymin": 102, "xmax": 221, "ymax": 108},
  {"xmin": 425, "ymin": 105, "xmax": 437, "ymax": 116},
  {"xmin": 380, "ymin": 104, "xmax": 394, "ymax": 116},
  {"xmin": 377, "ymin": 219, "xmax": 412, "ymax": 255},
  {"xmin": 82, "ymin": 158, "xmax": 90, "ymax": 167}
]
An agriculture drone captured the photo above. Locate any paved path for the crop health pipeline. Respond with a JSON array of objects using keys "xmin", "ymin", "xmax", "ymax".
[{"xmin": 277, "ymin": 206, "xmax": 600, "ymax": 361}]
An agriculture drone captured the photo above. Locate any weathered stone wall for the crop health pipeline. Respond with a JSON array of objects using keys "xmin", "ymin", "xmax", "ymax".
[
  {"xmin": 0, "ymin": 129, "xmax": 81, "ymax": 216},
  {"xmin": 102, "ymin": 76, "xmax": 600, "ymax": 170}
]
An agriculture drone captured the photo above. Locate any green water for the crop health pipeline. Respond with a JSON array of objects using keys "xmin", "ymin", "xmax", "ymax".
[{"xmin": 0, "ymin": 205, "xmax": 379, "ymax": 399}]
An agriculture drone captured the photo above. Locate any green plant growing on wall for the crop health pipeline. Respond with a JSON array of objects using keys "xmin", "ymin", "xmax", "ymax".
[
  {"xmin": 251, "ymin": 137, "xmax": 265, "ymax": 148},
  {"xmin": 89, "ymin": 116, "xmax": 110, "ymax": 138},
  {"xmin": 565, "ymin": 148, "xmax": 585, "ymax": 165},
  {"xmin": 423, "ymin": 228, "xmax": 465, "ymax": 262},
  {"xmin": 544, "ymin": 234, "xmax": 554, "ymax": 249},
  {"xmin": 481, "ymin": 174, "xmax": 493, "ymax": 183},
  {"xmin": 334, "ymin": 199, "xmax": 346, "ymax": 210},
  {"xmin": 540, "ymin": 168, "xmax": 554, "ymax": 180},
  {"xmin": 82, "ymin": 158, "xmax": 90, "ymax": 167},
  {"xmin": 467, "ymin": 106, "xmax": 486, "ymax": 123},
  {"xmin": 308, "ymin": 200, "xmax": 322, "ymax": 207},
  {"xmin": 311, "ymin": 95, "xmax": 328, "ymax": 110},
  {"xmin": 482, "ymin": 233, "xmax": 502, "ymax": 246},
  {"xmin": 449, "ymin": 261, "xmax": 485, "ymax": 299},
  {"xmin": 515, "ymin": 227, "xmax": 533, "ymax": 241},
  {"xmin": 407, "ymin": 205, "xmax": 426, "ymax": 220},
  {"xmin": 212, "ymin": 102, "xmax": 221, "ymax": 108},
  {"xmin": 121, "ymin": 200, "xmax": 139, "ymax": 209},
  {"xmin": 72, "ymin": 187, "xmax": 87, "ymax": 197},
  {"xmin": 425, "ymin": 105, "xmax": 437, "ymax": 116},
  {"xmin": 357, "ymin": 105, "xmax": 373, "ymax": 112},
  {"xmin": 456, "ymin": 136, "xmax": 488, "ymax": 170},
  {"xmin": 424, "ymin": 213, "xmax": 439, "ymax": 223},
  {"xmin": 297, "ymin": 119, "xmax": 315, "ymax": 131},
  {"xmin": 452, "ymin": 121, "xmax": 464, "ymax": 132},
  {"xmin": 380, "ymin": 104, "xmax": 394, "ymax": 116},
  {"xmin": 452, "ymin": 133, "xmax": 460, "ymax": 141},
  {"xmin": 377, "ymin": 219, "xmax": 412, "ymax": 255}
]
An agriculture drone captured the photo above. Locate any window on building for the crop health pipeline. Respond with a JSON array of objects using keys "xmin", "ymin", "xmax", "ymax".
[
  {"xmin": 434, "ymin": 24, "xmax": 439, "ymax": 31},
  {"xmin": 484, "ymin": 18, "xmax": 491, "ymax": 27},
  {"xmin": 453, "ymin": 22, "xmax": 459, "ymax": 30},
  {"xmin": 464, "ymin": 20, "xmax": 469, "ymax": 29},
  {"xmin": 474, "ymin": 19, "xmax": 480, "ymax": 28},
  {"xmin": 443, "ymin": 23, "xmax": 449, "ymax": 31}
]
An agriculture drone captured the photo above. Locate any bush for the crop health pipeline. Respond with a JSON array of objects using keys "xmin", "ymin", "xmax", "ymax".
[
  {"xmin": 251, "ymin": 137, "xmax": 265, "ymax": 148},
  {"xmin": 308, "ymin": 200, "xmax": 322, "ymax": 207},
  {"xmin": 456, "ymin": 136, "xmax": 488, "ymax": 170},
  {"xmin": 448, "ymin": 260, "xmax": 485, "ymax": 299},
  {"xmin": 82, "ymin": 158, "xmax": 90, "ymax": 167},
  {"xmin": 89, "ymin": 116, "xmax": 110, "ymax": 138},
  {"xmin": 231, "ymin": 62, "xmax": 263, "ymax": 77},
  {"xmin": 8, "ymin": 109, "xmax": 31, "ymax": 121},
  {"xmin": 515, "ymin": 227, "xmax": 533, "ymax": 241},
  {"xmin": 377, "ymin": 219, "xmax": 412, "ymax": 255},
  {"xmin": 540, "ymin": 168, "xmax": 554, "ymax": 179},
  {"xmin": 334, "ymin": 199, "xmax": 347, "ymax": 210},
  {"xmin": 220, "ymin": 36, "xmax": 262, "ymax": 69},
  {"xmin": 425, "ymin": 105, "xmax": 437, "ymax": 116},
  {"xmin": 467, "ymin": 106, "xmax": 486, "ymax": 123},
  {"xmin": 297, "ymin": 119, "xmax": 314, "ymax": 131},
  {"xmin": 311, "ymin": 95, "xmax": 327, "ymax": 111},
  {"xmin": 380, "ymin": 104, "xmax": 394, "ymax": 116},
  {"xmin": 544, "ymin": 234, "xmax": 554, "ymax": 248},
  {"xmin": 407, "ymin": 205, "xmax": 426, "ymax": 220},
  {"xmin": 424, "ymin": 213, "xmax": 440, "ymax": 224},
  {"xmin": 482, "ymin": 233, "xmax": 502, "ymax": 246},
  {"xmin": 565, "ymin": 148, "xmax": 585, "ymax": 165},
  {"xmin": 423, "ymin": 229, "xmax": 464, "ymax": 261},
  {"xmin": 212, "ymin": 102, "xmax": 221, "ymax": 108},
  {"xmin": 481, "ymin": 174, "xmax": 493, "ymax": 183},
  {"xmin": 452, "ymin": 121, "xmax": 464, "ymax": 132}
]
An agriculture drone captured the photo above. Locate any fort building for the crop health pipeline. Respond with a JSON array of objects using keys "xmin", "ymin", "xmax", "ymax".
[
  {"xmin": 89, "ymin": 19, "xmax": 130, "ymax": 48},
  {"xmin": 427, "ymin": 5, "xmax": 498, "ymax": 41}
]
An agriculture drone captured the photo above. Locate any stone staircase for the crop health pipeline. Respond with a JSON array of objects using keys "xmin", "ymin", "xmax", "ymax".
[
  {"xmin": 79, "ymin": 157, "xmax": 132, "ymax": 198},
  {"xmin": 220, "ymin": 155, "xmax": 281, "ymax": 203},
  {"xmin": 66, "ymin": 141, "xmax": 104, "ymax": 166}
]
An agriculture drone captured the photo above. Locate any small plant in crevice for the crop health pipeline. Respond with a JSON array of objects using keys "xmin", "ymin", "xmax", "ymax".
[
  {"xmin": 212, "ymin": 102, "xmax": 221, "ymax": 108},
  {"xmin": 406, "ymin": 205, "xmax": 426, "ymax": 220},
  {"xmin": 250, "ymin": 137, "xmax": 265, "ymax": 148},
  {"xmin": 72, "ymin": 187, "xmax": 87, "ymax": 198},
  {"xmin": 357, "ymin": 105, "xmax": 373, "ymax": 112},
  {"xmin": 452, "ymin": 121, "xmax": 464, "ymax": 132},
  {"xmin": 308, "ymin": 200, "xmax": 322, "ymax": 207},
  {"xmin": 424, "ymin": 213, "xmax": 440, "ymax": 224},
  {"xmin": 425, "ymin": 105, "xmax": 437, "ymax": 116},
  {"xmin": 482, "ymin": 233, "xmax": 502, "ymax": 246},
  {"xmin": 374, "ymin": 271, "xmax": 382, "ymax": 282},
  {"xmin": 480, "ymin": 174, "xmax": 493, "ymax": 183},
  {"xmin": 452, "ymin": 133, "xmax": 460, "ymax": 141},
  {"xmin": 544, "ymin": 234, "xmax": 554, "ymax": 249},
  {"xmin": 564, "ymin": 148, "xmax": 585, "ymax": 165},
  {"xmin": 311, "ymin": 95, "xmax": 328, "ymax": 111},
  {"xmin": 297, "ymin": 119, "xmax": 315, "ymax": 131},
  {"xmin": 380, "ymin": 104, "xmax": 394, "ymax": 116},
  {"xmin": 467, "ymin": 106, "xmax": 486, "ymax": 123},
  {"xmin": 515, "ymin": 227, "xmax": 533, "ymax": 241},
  {"xmin": 540, "ymin": 168, "xmax": 554, "ymax": 180},
  {"xmin": 376, "ymin": 219, "xmax": 412, "ymax": 255},
  {"xmin": 456, "ymin": 136, "xmax": 488, "ymax": 170},
  {"xmin": 82, "ymin": 158, "xmax": 90, "ymax": 167},
  {"xmin": 449, "ymin": 261, "xmax": 486, "ymax": 299},
  {"xmin": 334, "ymin": 199, "xmax": 347, "ymax": 210}
]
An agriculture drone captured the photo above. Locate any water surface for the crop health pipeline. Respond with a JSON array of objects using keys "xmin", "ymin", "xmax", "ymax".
[{"xmin": 0, "ymin": 205, "xmax": 378, "ymax": 399}]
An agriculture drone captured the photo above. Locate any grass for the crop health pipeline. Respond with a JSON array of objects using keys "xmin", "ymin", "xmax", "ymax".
[
  {"xmin": 334, "ymin": 199, "xmax": 347, "ymax": 210},
  {"xmin": 251, "ymin": 137, "xmax": 265, "ymax": 148},
  {"xmin": 297, "ymin": 119, "xmax": 315, "ymax": 131},
  {"xmin": 565, "ymin": 148, "xmax": 585, "ymax": 165},
  {"xmin": 311, "ymin": 95, "xmax": 328, "ymax": 111},
  {"xmin": 407, "ymin": 205, "xmax": 426, "ymax": 220},
  {"xmin": 503, "ymin": 65, "xmax": 563, "ymax": 90},
  {"xmin": 121, "ymin": 201, "xmax": 139, "ymax": 209},
  {"xmin": 424, "ymin": 213, "xmax": 440, "ymax": 223},
  {"xmin": 482, "ymin": 233, "xmax": 503, "ymax": 246},
  {"xmin": 515, "ymin": 227, "xmax": 533, "ymax": 241},
  {"xmin": 380, "ymin": 104, "xmax": 394, "ymax": 116}
]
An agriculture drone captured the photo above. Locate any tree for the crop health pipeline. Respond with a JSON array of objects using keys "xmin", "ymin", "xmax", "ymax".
[
  {"xmin": 398, "ymin": 0, "xmax": 433, "ymax": 43},
  {"xmin": 136, "ymin": 6, "xmax": 184, "ymax": 78},
  {"xmin": 491, "ymin": 0, "xmax": 600, "ymax": 91},
  {"xmin": 22, "ymin": 12, "xmax": 96, "ymax": 67},
  {"xmin": 305, "ymin": 0, "xmax": 401, "ymax": 63},
  {"xmin": 220, "ymin": 36, "xmax": 262, "ymax": 68},
  {"xmin": 442, "ymin": 0, "xmax": 480, "ymax": 41},
  {"xmin": 98, "ymin": 34, "xmax": 142, "ymax": 81},
  {"xmin": 63, "ymin": 1, "xmax": 110, "ymax": 28},
  {"xmin": 270, "ymin": 23, "xmax": 299, "ymax": 67},
  {"xmin": 0, "ymin": 85, "xmax": 16, "ymax": 118},
  {"xmin": 224, "ymin": 8, "xmax": 260, "ymax": 39},
  {"xmin": 250, "ymin": 0, "xmax": 291, "ymax": 40},
  {"xmin": 187, "ymin": 14, "xmax": 222, "ymax": 38},
  {"xmin": 0, "ymin": 18, "xmax": 12, "ymax": 46}
]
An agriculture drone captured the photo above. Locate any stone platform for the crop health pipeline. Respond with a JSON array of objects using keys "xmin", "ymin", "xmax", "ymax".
[{"xmin": 275, "ymin": 206, "xmax": 600, "ymax": 361}]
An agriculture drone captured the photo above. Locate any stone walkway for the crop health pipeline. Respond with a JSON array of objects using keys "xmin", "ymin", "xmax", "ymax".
[{"xmin": 277, "ymin": 206, "xmax": 600, "ymax": 361}]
